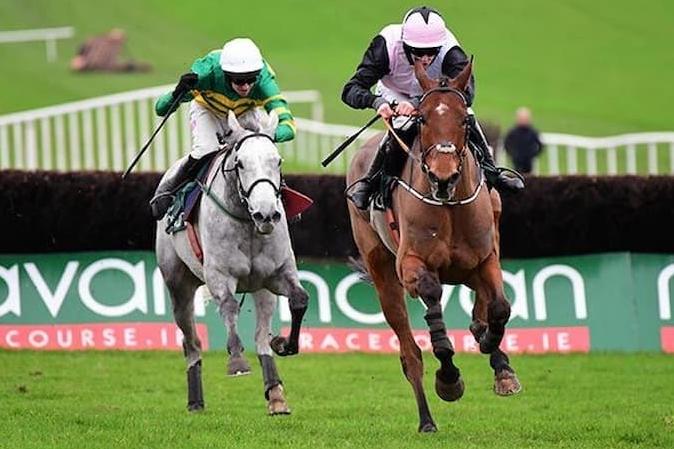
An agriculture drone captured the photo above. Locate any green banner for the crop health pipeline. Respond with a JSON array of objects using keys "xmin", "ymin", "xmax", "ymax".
[{"xmin": 0, "ymin": 251, "xmax": 672, "ymax": 353}]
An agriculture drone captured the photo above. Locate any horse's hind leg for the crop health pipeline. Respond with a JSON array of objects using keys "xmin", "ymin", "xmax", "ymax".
[
  {"xmin": 468, "ymin": 253, "xmax": 521, "ymax": 396},
  {"xmin": 252, "ymin": 289, "xmax": 290, "ymax": 415},
  {"xmin": 367, "ymin": 247, "xmax": 437, "ymax": 433},
  {"xmin": 158, "ymin": 245, "xmax": 205, "ymax": 411}
]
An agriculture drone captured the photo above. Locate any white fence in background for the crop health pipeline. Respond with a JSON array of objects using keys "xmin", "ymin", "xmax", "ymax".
[
  {"xmin": 0, "ymin": 86, "xmax": 324, "ymax": 173},
  {"xmin": 516, "ymin": 132, "xmax": 674, "ymax": 176},
  {"xmin": 0, "ymin": 27, "xmax": 74, "ymax": 62},
  {"xmin": 1, "ymin": 85, "xmax": 673, "ymax": 175}
]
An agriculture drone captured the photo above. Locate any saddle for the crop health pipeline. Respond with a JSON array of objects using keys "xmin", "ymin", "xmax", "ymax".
[{"xmin": 164, "ymin": 153, "xmax": 314, "ymax": 262}]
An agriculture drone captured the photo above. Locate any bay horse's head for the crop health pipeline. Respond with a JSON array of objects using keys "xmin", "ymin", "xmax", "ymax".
[
  {"xmin": 414, "ymin": 59, "xmax": 473, "ymax": 201},
  {"xmin": 226, "ymin": 109, "xmax": 283, "ymax": 234}
]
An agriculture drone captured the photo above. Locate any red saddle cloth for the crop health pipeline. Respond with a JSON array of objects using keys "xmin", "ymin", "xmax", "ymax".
[
  {"xmin": 281, "ymin": 185, "xmax": 314, "ymax": 220},
  {"xmin": 186, "ymin": 184, "xmax": 313, "ymax": 264}
]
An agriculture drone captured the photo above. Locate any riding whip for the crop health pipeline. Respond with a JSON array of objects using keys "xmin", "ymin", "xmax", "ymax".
[
  {"xmin": 121, "ymin": 93, "xmax": 184, "ymax": 179},
  {"xmin": 322, "ymin": 101, "xmax": 399, "ymax": 167}
]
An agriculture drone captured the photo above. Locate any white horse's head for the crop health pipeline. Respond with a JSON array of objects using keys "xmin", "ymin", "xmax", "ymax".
[{"xmin": 227, "ymin": 109, "xmax": 283, "ymax": 234}]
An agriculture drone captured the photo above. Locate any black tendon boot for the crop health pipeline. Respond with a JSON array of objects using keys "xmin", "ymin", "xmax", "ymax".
[
  {"xmin": 468, "ymin": 116, "xmax": 524, "ymax": 193},
  {"xmin": 347, "ymin": 136, "xmax": 389, "ymax": 210},
  {"xmin": 150, "ymin": 155, "xmax": 202, "ymax": 220}
]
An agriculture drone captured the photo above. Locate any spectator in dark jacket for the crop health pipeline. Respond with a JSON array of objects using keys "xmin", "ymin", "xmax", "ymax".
[{"xmin": 504, "ymin": 107, "xmax": 542, "ymax": 174}]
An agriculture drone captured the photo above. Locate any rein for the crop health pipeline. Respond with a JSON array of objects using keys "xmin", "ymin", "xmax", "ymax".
[{"xmin": 383, "ymin": 86, "xmax": 484, "ymax": 207}]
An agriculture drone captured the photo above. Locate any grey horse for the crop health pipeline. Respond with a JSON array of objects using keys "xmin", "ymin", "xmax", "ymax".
[{"xmin": 156, "ymin": 108, "xmax": 308, "ymax": 414}]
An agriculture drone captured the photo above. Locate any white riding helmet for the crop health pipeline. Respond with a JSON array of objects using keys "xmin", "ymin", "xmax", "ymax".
[{"xmin": 219, "ymin": 38, "xmax": 264, "ymax": 75}]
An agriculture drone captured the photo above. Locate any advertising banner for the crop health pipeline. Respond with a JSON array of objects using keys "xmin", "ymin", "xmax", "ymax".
[{"xmin": 0, "ymin": 251, "xmax": 672, "ymax": 353}]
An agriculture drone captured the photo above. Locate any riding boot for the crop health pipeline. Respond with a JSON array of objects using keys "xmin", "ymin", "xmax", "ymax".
[
  {"xmin": 467, "ymin": 116, "xmax": 525, "ymax": 193},
  {"xmin": 347, "ymin": 136, "xmax": 389, "ymax": 210},
  {"xmin": 150, "ymin": 155, "xmax": 202, "ymax": 220}
]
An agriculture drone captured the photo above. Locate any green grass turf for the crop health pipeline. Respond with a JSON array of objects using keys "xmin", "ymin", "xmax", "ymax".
[
  {"xmin": 1, "ymin": 351, "xmax": 673, "ymax": 448},
  {"xmin": 1, "ymin": 0, "xmax": 673, "ymax": 136}
]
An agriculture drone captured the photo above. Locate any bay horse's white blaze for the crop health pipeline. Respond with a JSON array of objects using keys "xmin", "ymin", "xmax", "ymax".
[{"xmin": 155, "ymin": 108, "xmax": 308, "ymax": 415}]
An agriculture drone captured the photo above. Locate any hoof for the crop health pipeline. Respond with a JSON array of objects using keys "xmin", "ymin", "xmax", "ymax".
[
  {"xmin": 494, "ymin": 370, "xmax": 522, "ymax": 396},
  {"xmin": 418, "ymin": 422, "xmax": 438, "ymax": 433},
  {"xmin": 227, "ymin": 355, "xmax": 251, "ymax": 377},
  {"xmin": 267, "ymin": 385, "xmax": 291, "ymax": 416},
  {"xmin": 271, "ymin": 336, "xmax": 298, "ymax": 357},
  {"xmin": 187, "ymin": 402, "xmax": 204, "ymax": 412},
  {"xmin": 435, "ymin": 371, "xmax": 464, "ymax": 402}
]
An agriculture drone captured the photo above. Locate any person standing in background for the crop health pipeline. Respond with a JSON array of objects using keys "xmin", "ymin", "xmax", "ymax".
[
  {"xmin": 505, "ymin": 106, "xmax": 543, "ymax": 174},
  {"xmin": 504, "ymin": 107, "xmax": 543, "ymax": 174}
]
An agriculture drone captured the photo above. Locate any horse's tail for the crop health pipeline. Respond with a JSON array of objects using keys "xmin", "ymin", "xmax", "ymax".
[{"xmin": 347, "ymin": 256, "xmax": 372, "ymax": 284}]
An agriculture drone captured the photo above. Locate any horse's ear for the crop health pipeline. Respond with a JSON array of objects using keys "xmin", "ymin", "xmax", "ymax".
[
  {"xmin": 414, "ymin": 59, "xmax": 438, "ymax": 92},
  {"xmin": 450, "ymin": 56, "xmax": 473, "ymax": 92},
  {"xmin": 227, "ymin": 110, "xmax": 244, "ymax": 136},
  {"xmin": 262, "ymin": 110, "xmax": 279, "ymax": 138}
]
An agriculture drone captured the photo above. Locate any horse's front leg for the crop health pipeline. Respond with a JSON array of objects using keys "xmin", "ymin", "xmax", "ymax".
[
  {"xmin": 253, "ymin": 289, "xmax": 291, "ymax": 415},
  {"xmin": 468, "ymin": 252, "xmax": 521, "ymax": 396},
  {"xmin": 204, "ymin": 272, "xmax": 251, "ymax": 376},
  {"xmin": 401, "ymin": 255, "xmax": 464, "ymax": 402},
  {"xmin": 266, "ymin": 265, "xmax": 308, "ymax": 357}
]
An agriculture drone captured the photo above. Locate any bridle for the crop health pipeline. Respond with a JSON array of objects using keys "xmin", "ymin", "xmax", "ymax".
[
  {"xmin": 224, "ymin": 133, "xmax": 282, "ymax": 205},
  {"xmin": 385, "ymin": 86, "xmax": 484, "ymax": 206},
  {"xmin": 198, "ymin": 132, "xmax": 282, "ymax": 221}
]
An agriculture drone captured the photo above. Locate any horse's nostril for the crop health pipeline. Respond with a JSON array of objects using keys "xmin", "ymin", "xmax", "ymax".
[
  {"xmin": 272, "ymin": 211, "xmax": 282, "ymax": 222},
  {"xmin": 252, "ymin": 212, "xmax": 264, "ymax": 221},
  {"xmin": 449, "ymin": 172, "xmax": 460, "ymax": 184}
]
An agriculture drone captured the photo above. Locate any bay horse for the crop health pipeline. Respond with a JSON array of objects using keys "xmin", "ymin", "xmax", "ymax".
[
  {"xmin": 346, "ymin": 61, "xmax": 521, "ymax": 432},
  {"xmin": 156, "ymin": 109, "xmax": 308, "ymax": 415}
]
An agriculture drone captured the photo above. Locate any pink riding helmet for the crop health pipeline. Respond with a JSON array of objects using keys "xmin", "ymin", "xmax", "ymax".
[{"xmin": 401, "ymin": 7, "xmax": 447, "ymax": 48}]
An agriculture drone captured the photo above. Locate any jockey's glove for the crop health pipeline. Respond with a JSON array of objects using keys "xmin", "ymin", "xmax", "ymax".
[{"xmin": 172, "ymin": 72, "xmax": 199, "ymax": 99}]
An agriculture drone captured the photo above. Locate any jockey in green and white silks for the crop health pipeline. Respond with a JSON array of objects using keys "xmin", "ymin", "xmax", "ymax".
[
  {"xmin": 341, "ymin": 6, "xmax": 524, "ymax": 210},
  {"xmin": 150, "ymin": 38, "xmax": 296, "ymax": 220}
]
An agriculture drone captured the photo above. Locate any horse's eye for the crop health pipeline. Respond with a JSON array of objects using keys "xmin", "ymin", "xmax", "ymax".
[{"xmin": 277, "ymin": 158, "xmax": 283, "ymax": 167}]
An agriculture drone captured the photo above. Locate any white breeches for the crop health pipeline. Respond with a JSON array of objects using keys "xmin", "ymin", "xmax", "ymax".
[{"xmin": 188, "ymin": 101, "xmax": 229, "ymax": 159}]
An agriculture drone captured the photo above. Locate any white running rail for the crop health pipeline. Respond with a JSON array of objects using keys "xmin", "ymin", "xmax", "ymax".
[
  {"xmin": 516, "ymin": 132, "xmax": 674, "ymax": 176},
  {"xmin": 1, "ymin": 85, "xmax": 673, "ymax": 175},
  {"xmin": 0, "ymin": 86, "xmax": 324, "ymax": 172},
  {"xmin": 0, "ymin": 27, "xmax": 74, "ymax": 62}
]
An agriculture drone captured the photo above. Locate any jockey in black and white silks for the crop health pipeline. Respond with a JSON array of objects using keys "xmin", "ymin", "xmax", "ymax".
[{"xmin": 342, "ymin": 6, "xmax": 524, "ymax": 210}]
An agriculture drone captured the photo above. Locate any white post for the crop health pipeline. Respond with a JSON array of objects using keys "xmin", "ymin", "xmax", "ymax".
[
  {"xmin": 138, "ymin": 99, "xmax": 152, "ymax": 171},
  {"xmin": 670, "ymin": 142, "xmax": 674, "ymax": 174},
  {"xmin": 567, "ymin": 146, "xmax": 578, "ymax": 174},
  {"xmin": 124, "ymin": 101, "xmax": 137, "ymax": 167},
  {"xmin": 607, "ymin": 146, "xmax": 618, "ymax": 175},
  {"xmin": 587, "ymin": 149, "xmax": 597, "ymax": 176},
  {"xmin": 167, "ymin": 111, "xmax": 180, "ymax": 164},
  {"xmin": 55, "ymin": 114, "xmax": 67, "ymax": 171},
  {"xmin": 626, "ymin": 144, "xmax": 637, "ymax": 174},
  {"xmin": 648, "ymin": 142, "xmax": 658, "ymax": 175},
  {"xmin": 25, "ymin": 120, "xmax": 38, "ymax": 169},
  {"xmin": 96, "ymin": 107, "xmax": 109, "ymax": 170},
  {"xmin": 548, "ymin": 144, "xmax": 559, "ymax": 175},
  {"xmin": 46, "ymin": 38, "xmax": 57, "ymax": 62},
  {"xmin": 40, "ymin": 118, "xmax": 52, "ymax": 170},
  {"xmin": 12, "ymin": 123, "xmax": 24, "ymax": 169},
  {"xmin": 110, "ymin": 104, "xmax": 123, "ymax": 171},
  {"xmin": 82, "ymin": 109, "xmax": 95, "ymax": 170},
  {"xmin": 67, "ymin": 112, "xmax": 80, "ymax": 170},
  {"xmin": 0, "ymin": 125, "xmax": 8, "ymax": 169},
  {"xmin": 153, "ymin": 116, "xmax": 167, "ymax": 170}
]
